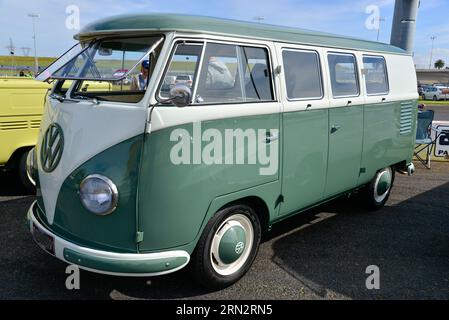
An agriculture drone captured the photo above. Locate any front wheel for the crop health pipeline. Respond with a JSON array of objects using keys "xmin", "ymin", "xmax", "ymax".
[
  {"xmin": 191, "ymin": 204, "xmax": 261, "ymax": 289},
  {"xmin": 363, "ymin": 167, "xmax": 395, "ymax": 210}
]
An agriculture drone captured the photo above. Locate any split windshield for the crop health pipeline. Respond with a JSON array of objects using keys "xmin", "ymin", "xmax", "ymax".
[
  {"xmin": 38, "ymin": 36, "xmax": 164, "ymax": 82},
  {"xmin": 39, "ymin": 36, "xmax": 164, "ymax": 103}
]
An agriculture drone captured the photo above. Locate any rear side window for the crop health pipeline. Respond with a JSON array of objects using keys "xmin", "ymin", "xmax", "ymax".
[
  {"xmin": 363, "ymin": 56, "xmax": 389, "ymax": 95},
  {"xmin": 328, "ymin": 53, "xmax": 359, "ymax": 98},
  {"xmin": 195, "ymin": 43, "xmax": 274, "ymax": 104},
  {"xmin": 282, "ymin": 50, "xmax": 323, "ymax": 100}
]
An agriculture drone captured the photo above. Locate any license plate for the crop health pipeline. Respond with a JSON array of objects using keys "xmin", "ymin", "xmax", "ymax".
[{"xmin": 32, "ymin": 223, "xmax": 55, "ymax": 255}]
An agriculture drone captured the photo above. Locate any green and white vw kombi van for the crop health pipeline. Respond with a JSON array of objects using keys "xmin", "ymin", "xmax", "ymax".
[{"xmin": 26, "ymin": 14, "xmax": 418, "ymax": 288}]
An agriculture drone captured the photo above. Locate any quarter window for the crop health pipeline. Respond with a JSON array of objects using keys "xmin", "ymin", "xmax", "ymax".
[
  {"xmin": 195, "ymin": 43, "xmax": 274, "ymax": 104},
  {"xmin": 363, "ymin": 56, "xmax": 389, "ymax": 95},
  {"xmin": 282, "ymin": 50, "xmax": 323, "ymax": 100},
  {"xmin": 328, "ymin": 53, "xmax": 359, "ymax": 98},
  {"xmin": 159, "ymin": 42, "xmax": 203, "ymax": 99}
]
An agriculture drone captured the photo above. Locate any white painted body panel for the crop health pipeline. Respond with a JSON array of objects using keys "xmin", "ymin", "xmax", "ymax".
[
  {"xmin": 36, "ymin": 98, "xmax": 146, "ymax": 224},
  {"xmin": 147, "ymin": 33, "xmax": 417, "ymax": 133}
]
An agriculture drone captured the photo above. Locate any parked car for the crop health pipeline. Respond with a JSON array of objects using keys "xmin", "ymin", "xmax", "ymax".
[
  {"xmin": 433, "ymin": 83, "xmax": 449, "ymax": 89},
  {"xmin": 419, "ymin": 84, "xmax": 431, "ymax": 96},
  {"xmin": 112, "ymin": 69, "xmax": 131, "ymax": 85},
  {"xmin": 175, "ymin": 74, "xmax": 193, "ymax": 87},
  {"xmin": 161, "ymin": 75, "xmax": 176, "ymax": 92},
  {"xmin": 422, "ymin": 86, "xmax": 449, "ymax": 101},
  {"xmin": 112, "ymin": 69, "xmax": 125, "ymax": 78}
]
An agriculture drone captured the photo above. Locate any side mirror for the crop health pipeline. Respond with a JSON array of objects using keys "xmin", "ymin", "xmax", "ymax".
[{"xmin": 169, "ymin": 84, "xmax": 192, "ymax": 108}]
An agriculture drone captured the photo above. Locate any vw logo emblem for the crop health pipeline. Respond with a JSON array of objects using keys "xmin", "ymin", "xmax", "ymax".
[
  {"xmin": 235, "ymin": 242, "xmax": 245, "ymax": 255},
  {"xmin": 40, "ymin": 123, "xmax": 64, "ymax": 172}
]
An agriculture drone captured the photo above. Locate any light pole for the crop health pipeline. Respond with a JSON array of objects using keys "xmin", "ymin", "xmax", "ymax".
[
  {"xmin": 28, "ymin": 13, "xmax": 39, "ymax": 75},
  {"xmin": 6, "ymin": 38, "xmax": 15, "ymax": 75},
  {"xmin": 429, "ymin": 36, "xmax": 437, "ymax": 70},
  {"xmin": 376, "ymin": 17, "xmax": 386, "ymax": 42}
]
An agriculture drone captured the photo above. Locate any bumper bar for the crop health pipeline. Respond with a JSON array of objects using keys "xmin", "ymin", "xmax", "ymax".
[{"xmin": 26, "ymin": 201, "xmax": 190, "ymax": 277}]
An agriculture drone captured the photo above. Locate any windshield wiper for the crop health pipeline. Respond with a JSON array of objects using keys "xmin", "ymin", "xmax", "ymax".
[
  {"xmin": 72, "ymin": 94, "xmax": 100, "ymax": 105},
  {"xmin": 49, "ymin": 92, "xmax": 80, "ymax": 103},
  {"xmin": 49, "ymin": 93, "xmax": 67, "ymax": 103}
]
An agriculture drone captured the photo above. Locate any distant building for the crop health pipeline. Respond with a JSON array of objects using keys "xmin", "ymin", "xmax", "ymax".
[{"xmin": 416, "ymin": 69, "xmax": 449, "ymax": 85}]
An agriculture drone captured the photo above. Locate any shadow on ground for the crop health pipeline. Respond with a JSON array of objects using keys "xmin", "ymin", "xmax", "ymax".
[
  {"xmin": 269, "ymin": 182, "xmax": 449, "ymax": 299},
  {"xmin": 0, "ymin": 171, "xmax": 32, "ymax": 197}
]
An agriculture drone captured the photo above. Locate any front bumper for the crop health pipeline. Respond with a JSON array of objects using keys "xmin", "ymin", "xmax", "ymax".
[{"xmin": 26, "ymin": 201, "xmax": 190, "ymax": 277}]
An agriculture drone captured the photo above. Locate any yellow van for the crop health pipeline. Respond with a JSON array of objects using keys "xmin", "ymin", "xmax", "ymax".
[
  {"xmin": 0, "ymin": 77, "xmax": 51, "ymax": 190},
  {"xmin": 0, "ymin": 77, "xmax": 111, "ymax": 191}
]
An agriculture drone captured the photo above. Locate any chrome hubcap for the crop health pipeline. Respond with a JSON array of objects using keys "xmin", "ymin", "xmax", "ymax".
[
  {"xmin": 374, "ymin": 167, "xmax": 392, "ymax": 203},
  {"xmin": 210, "ymin": 214, "xmax": 254, "ymax": 276}
]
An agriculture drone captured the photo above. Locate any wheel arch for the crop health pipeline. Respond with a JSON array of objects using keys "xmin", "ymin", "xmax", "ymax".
[
  {"xmin": 4, "ymin": 145, "xmax": 34, "ymax": 171},
  {"xmin": 217, "ymin": 196, "xmax": 270, "ymax": 233}
]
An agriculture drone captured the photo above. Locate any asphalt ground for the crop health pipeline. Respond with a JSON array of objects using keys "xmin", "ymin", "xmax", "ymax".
[{"xmin": 0, "ymin": 105, "xmax": 448, "ymax": 300}]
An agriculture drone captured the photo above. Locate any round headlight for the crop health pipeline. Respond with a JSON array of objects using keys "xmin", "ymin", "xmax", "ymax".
[{"xmin": 79, "ymin": 175, "xmax": 118, "ymax": 215}]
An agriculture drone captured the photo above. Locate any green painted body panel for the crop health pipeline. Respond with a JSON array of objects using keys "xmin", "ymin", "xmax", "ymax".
[
  {"xmin": 76, "ymin": 14, "xmax": 406, "ymax": 55},
  {"xmin": 63, "ymin": 248, "xmax": 187, "ymax": 274},
  {"xmin": 280, "ymin": 109, "xmax": 329, "ymax": 216},
  {"xmin": 218, "ymin": 226, "xmax": 246, "ymax": 264},
  {"xmin": 138, "ymin": 113, "xmax": 280, "ymax": 252},
  {"xmin": 33, "ymin": 101, "xmax": 417, "ymax": 258},
  {"xmin": 358, "ymin": 101, "xmax": 418, "ymax": 185},
  {"xmin": 325, "ymin": 106, "xmax": 364, "ymax": 197},
  {"xmin": 36, "ymin": 135, "xmax": 144, "ymax": 253}
]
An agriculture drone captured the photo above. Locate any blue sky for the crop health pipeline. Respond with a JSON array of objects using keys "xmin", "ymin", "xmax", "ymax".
[{"xmin": 0, "ymin": 0, "xmax": 447, "ymax": 68}]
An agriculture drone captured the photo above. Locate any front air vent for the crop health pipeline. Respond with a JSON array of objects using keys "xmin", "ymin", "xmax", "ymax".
[
  {"xmin": 29, "ymin": 119, "xmax": 41, "ymax": 129},
  {"xmin": 399, "ymin": 102, "xmax": 413, "ymax": 135},
  {"xmin": 0, "ymin": 119, "xmax": 41, "ymax": 131},
  {"xmin": 0, "ymin": 120, "xmax": 28, "ymax": 131}
]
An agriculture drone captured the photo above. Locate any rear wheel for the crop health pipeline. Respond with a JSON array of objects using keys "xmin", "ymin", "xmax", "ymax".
[
  {"xmin": 433, "ymin": 95, "xmax": 438, "ymax": 101},
  {"xmin": 363, "ymin": 167, "xmax": 395, "ymax": 210},
  {"xmin": 191, "ymin": 204, "xmax": 261, "ymax": 289},
  {"xmin": 17, "ymin": 150, "xmax": 35, "ymax": 194}
]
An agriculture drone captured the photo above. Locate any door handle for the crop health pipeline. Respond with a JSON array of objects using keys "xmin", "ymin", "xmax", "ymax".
[
  {"xmin": 265, "ymin": 132, "xmax": 279, "ymax": 144},
  {"xmin": 330, "ymin": 125, "xmax": 341, "ymax": 134}
]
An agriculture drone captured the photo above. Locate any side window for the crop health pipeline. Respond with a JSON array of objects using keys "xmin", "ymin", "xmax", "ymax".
[
  {"xmin": 242, "ymin": 46, "xmax": 274, "ymax": 102},
  {"xmin": 363, "ymin": 56, "xmax": 389, "ymax": 95},
  {"xmin": 282, "ymin": 50, "xmax": 323, "ymax": 100},
  {"xmin": 328, "ymin": 53, "xmax": 359, "ymax": 98},
  {"xmin": 159, "ymin": 42, "xmax": 203, "ymax": 99},
  {"xmin": 195, "ymin": 43, "xmax": 273, "ymax": 104}
]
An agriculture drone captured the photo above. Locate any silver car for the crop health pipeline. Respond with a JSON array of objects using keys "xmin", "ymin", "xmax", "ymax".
[{"xmin": 422, "ymin": 86, "xmax": 449, "ymax": 101}]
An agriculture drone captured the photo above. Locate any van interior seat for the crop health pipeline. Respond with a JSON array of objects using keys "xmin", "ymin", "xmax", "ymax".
[{"xmin": 246, "ymin": 63, "xmax": 271, "ymax": 101}]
